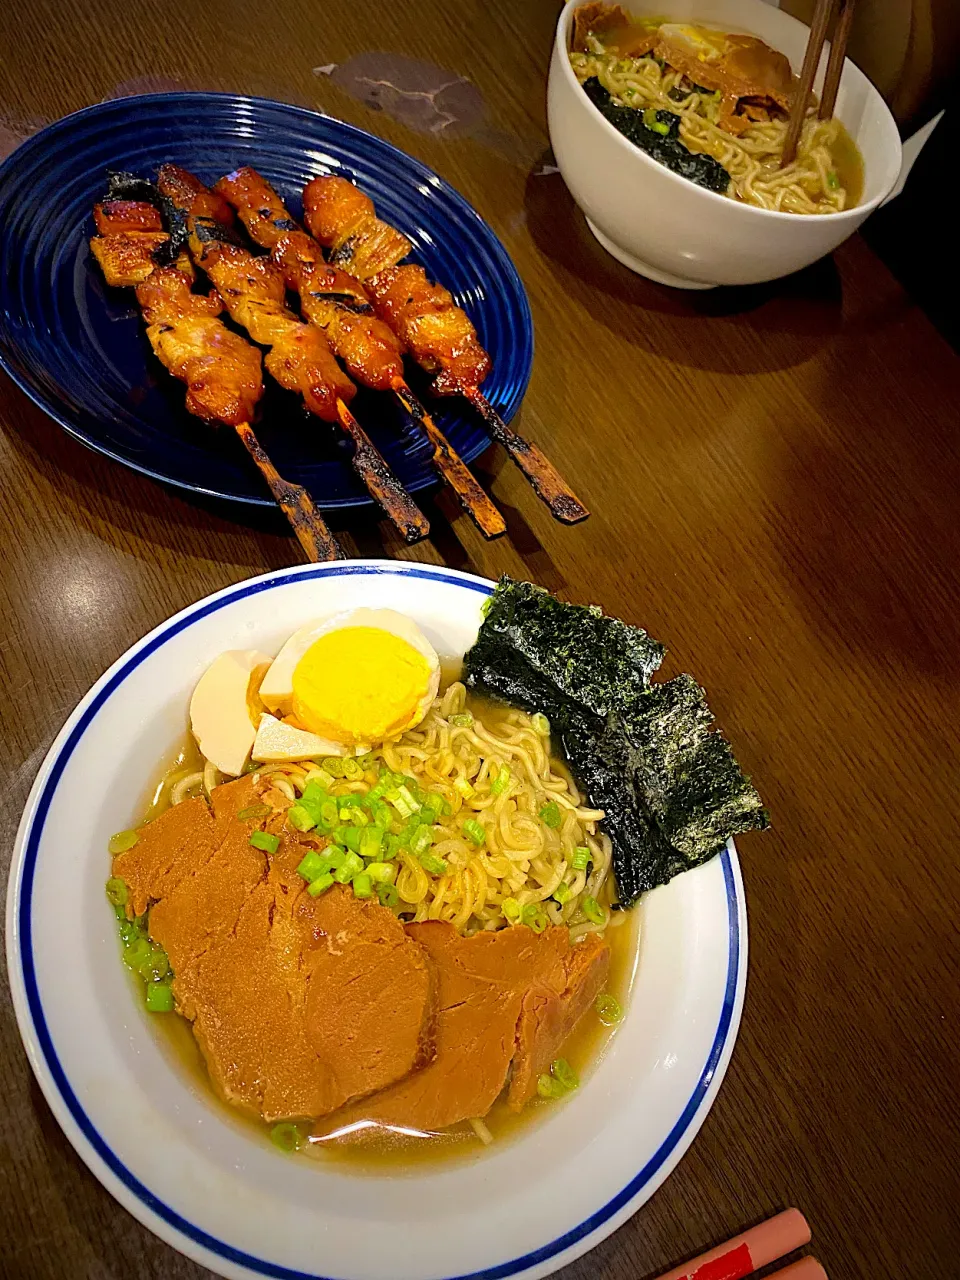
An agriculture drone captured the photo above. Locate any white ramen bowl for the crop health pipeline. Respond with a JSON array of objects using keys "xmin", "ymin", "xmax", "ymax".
[
  {"xmin": 6, "ymin": 560, "xmax": 747, "ymax": 1280},
  {"xmin": 547, "ymin": 0, "xmax": 902, "ymax": 287}
]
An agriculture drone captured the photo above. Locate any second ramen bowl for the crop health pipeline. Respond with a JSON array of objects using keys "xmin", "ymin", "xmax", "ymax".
[{"xmin": 547, "ymin": 0, "xmax": 901, "ymax": 288}]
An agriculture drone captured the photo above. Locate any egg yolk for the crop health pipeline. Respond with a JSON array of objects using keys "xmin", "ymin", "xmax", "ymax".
[{"xmin": 291, "ymin": 626, "xmax": 431, "ymax": 744}]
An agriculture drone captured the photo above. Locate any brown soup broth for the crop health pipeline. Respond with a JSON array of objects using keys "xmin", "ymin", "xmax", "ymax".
[{"xmin": 129, "ymin": 679, "xmax": 642, "ymax": 1173}]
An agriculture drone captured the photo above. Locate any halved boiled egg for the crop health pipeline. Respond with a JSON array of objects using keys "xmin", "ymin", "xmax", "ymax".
[
  {"xmin": 258, "ymin": 608, "xmax": 440, "ymax": 747},
  {"xmin": 189, "ymin": 649, "xmax": 273, "ymax": 776}
]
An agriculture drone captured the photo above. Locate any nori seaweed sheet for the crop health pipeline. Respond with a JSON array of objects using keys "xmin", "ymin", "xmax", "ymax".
[
  {"xmin": 464, "ymin": 578, "xmax": 768, "ymax": 906},
  {"xmin": 581, "ymin": 77, "xmax": 730, "ymax": 196}
]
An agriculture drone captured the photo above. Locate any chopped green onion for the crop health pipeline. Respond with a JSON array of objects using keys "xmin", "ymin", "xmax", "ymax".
[
  {"xmin": 391, "ymin": 785, "xmax": 419, "ymax": 819},
  {"xmin": 539, "ymin": 801, "xmax": 561, "ymax": 829},
  {"xmin": 371, "ymin": 801, "xmax": 392, "ymax": 829},
  {"xmin": 502, "ymin": 897, "xmax": 522, "ymax": 924},
  {"xmin": 419, "ymin": 802, "xmax": 440, "ymax": 826},
  {"xmin": 377, "ymin": 882, "xmax": 400, "ymax": 908},
  {"xmin": 250, "ymin": 831, "xmax": 280, "ymax": 854},
  {"xmin": 341, "ymin": 757, "xmax": 362, "ymax": 779},
  {"xmin": 521, "ymin": 903, "xmax": 548, "ymax": 934},
  {"xmin": 352, "ymin": 873, "xmax": 373, "ymax": 899},
  {"xmin": 145, "ymin": 981, "xmax": 175, "ymax": 1013},
  {"xmin": 308, "ymin": 768, "xmax": 335, "ymax": 790},
  {"xmin": 333, "ymin": 851, "xmax": 364, "ymax": 884},
  {"xmin": 581, "ymin": 896, "xmax": 605, "ymax": 925},
  {"xmin": 383, "ymin": 833, "xmax": 401, "ymax": 859},
  {"xmin": 356, "ymin": 752, "xmax": 376, "ymax": 769},
  {"xmin": 480, "ymin": 596, "xmax": 493, "ymax": 616},
  {"xmin": 531, "ymin": 713, "xmax": 550, "ymax": 736},
  {"xmin": 319, "ymin": 847, "xmax": 345, "ymax": 873},
  {"xmin": 449, "ymin": 712, "xmax": 473, "ymax": 728},
  {"xmin": 537, "ymin": 1073, "xmax": 566, "ymax": 1099},
  {"xmin": 108, "ymin": 830, "xmax": 139, "ymax": 855},
  {"xmin": 105, "ymin": 877, "xmax": 128, "ymax": 908},
  {"xmin": 307, "ymin": 871, "xmax": 335, "ymax": 897},
  {"xmin": 359, "ymin": 826, "xmax": 384, "ymax": 860},
  {"xmin": 462, "ymin": 818, "xmax": 485, "ymax": 846},
  {"xmin": 123, "ymin": 938, "xmax": 152, "ymax": 970},
  {"xmin": 595, "ymin": 993, "xmax": 623, "ymax": 1025},
  {"xmin": 296, "ymin": 851, "xmax": 326, "ymax": 882},
  {"xmin": 410, "ymin": 825, "xmax": 435, "ymax": 856},
  {"xmin": 118, "ymin": 919, "xmax": 139, "ymax": 946},
  {"xmin": 571, "ymin": 847, "xmax": 591, "ymax": 871},
  {"xmin": 337, "ymin": 793, "xmax": 364, "ymax": 808},
  {"xmin": 287, "ymin": 804, "xmax": 316, "ymax": 833},
  {"xmin": 420, "ymin": 853, "xmax": 448, "ymax": 876},
  {"xmin": 827, "ymin": 169, "xmax": 839, "ymax": 189},
  {"xmin": 139, "ymin": 947, "xmax": 170, "ymax": 982},
  {"xmin": 322, "ymin": 757, "xmax": 345, "ymax": 777},
  {"xmin": 453, "ymin": 776, "xmax": 475, "ymax": 799},
  {"xmin": 319, "ymin": 799, "xmax": 339, "ymax": 830},
  {"xmin": 553, "ymin": 882, "xmax": 573, "ymax": 905},
  {"xmin": 551, "ymin": 1057, "xmax": 579, "ymax": 1091},
  {"xmin": 365, "ymin": 861, "xmax": 396, "ymax": 884},
  {"xmin": 491, "ymin": 765, "xmax": 511, "ymax": 795},
  {"xmin": 238, "ymin": 803, "xmax": 271, "ymax": 820},
  {"xmin": 270, "ymin": 1122, "xmax": 301, "ymax": 1153}
]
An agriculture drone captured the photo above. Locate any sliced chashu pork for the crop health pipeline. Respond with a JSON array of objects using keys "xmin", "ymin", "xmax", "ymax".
[
  {"xmin": 113, "ymin": 778, "xmax": 433, "ymax": 1122},
  {"xmin": 312, "ymin": 921, "xmax": 610, "ymax": 1140}
]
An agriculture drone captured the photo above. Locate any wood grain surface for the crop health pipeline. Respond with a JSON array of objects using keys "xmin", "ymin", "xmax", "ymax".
[{"xmin": 1, "ymin": 2, "xmax": 958, "ymax": 1278}]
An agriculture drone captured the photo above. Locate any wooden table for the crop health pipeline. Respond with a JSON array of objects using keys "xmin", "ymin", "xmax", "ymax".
[{"xmin": 1, "ymin": 2, "xmax": 958, "ymax": 1277}]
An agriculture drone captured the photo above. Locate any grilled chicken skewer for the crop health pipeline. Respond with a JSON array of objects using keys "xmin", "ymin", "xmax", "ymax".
[
  {"xmin": 302, "ymin": 176, "xmax": 590, "ymax": 525},
  {"xmin": 89, "ymin": 196, "xmax": 343, "ymax": 562},
  {"xmin": 213, "ymin": 167, "xmax": 505, "ymax": 540},
  {"xmin": 154, "ymin": 165, "xmax": 430, "ymax": 545}
]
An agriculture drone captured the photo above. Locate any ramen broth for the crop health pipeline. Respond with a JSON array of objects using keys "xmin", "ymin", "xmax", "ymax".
[{"xmin": 132, "ymin": 680, "xmax": 639, "ymax": 1170}]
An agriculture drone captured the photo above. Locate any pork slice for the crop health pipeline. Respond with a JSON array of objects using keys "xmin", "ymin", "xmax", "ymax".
[
  {"xmin": 312, "ymin": 922, "xmax": 571, "ymax": 1139},
  {"xmin": 113, "ymin": 795, "xmax": 216, "ymax": 918},
  {"xmin": 507, "ymin": 933, "xmax": 611, "ymax": 1111}
]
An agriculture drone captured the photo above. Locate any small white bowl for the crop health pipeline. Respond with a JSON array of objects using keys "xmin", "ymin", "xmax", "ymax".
[
  {"xmin": 547, "ymin": 0, "xmax": 902, "ymax": 288},
  {"xmin": 6, "ymin": 561, "xmax": 747, "ymax": 1280}
]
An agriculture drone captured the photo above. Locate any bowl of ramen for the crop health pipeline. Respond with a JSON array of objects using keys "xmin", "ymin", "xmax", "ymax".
[
  {"xmin": 548, "ymin": 0, "xmax": 901, "ymax": 287},
  {"xmin": 6, "ymin": 561, "xmax": 767, "ymax": 1280}
]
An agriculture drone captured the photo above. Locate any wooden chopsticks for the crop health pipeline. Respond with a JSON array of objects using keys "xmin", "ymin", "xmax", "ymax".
[
  {"xmin": 780, "ymin": 0, "xmax": 857, "ymax": 167},
  {"xmin": 652, "ymin": 1208, "xmax": 823, "ymax": 1280}
]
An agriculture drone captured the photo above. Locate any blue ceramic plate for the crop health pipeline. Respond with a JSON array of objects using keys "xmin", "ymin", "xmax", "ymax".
[{"xmin": 0, "ymin": 94, "xmax": 533, "ymax": 509}]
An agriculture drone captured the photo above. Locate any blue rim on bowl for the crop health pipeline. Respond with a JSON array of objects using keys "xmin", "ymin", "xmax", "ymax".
[
  {"xmin": 5, "ymin": 562, "xmax": 745, "ymax": 1280},
  {"xmin": 0, "ymin": 96, "xmax": 534, "ymax": 509}
]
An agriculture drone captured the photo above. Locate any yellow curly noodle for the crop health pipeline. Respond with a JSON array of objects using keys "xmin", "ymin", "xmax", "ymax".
[
  {"xmin": 165, "ymin": 684, "xmax": 621, "ymax": 941},
  {"xmin": 571, "ymin": 41, "xmax": 859, "ymax": 215}
]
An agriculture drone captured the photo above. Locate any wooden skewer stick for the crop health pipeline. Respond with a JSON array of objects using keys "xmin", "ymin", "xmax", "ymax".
[
  {"xmin": 818, "ymin": 0, "xmax": 857, "ymax": 120},
  {"xmin": 390, "ymin": 377, "xmax": 506, "ymax": 539},
  {"xmin": 451, "ymin": 381, "xmax": 589, "ymax": 525},
  {"xmin": 234, "ymin": 422, "xmax": 343, "ymax": 562},
  {"xmin": 334, "ymin": 398, "xmax": 431, "ymax": 544},
  {"xmin": 780, "ymin": 0, "xmax": 837, "ymax": 167}
]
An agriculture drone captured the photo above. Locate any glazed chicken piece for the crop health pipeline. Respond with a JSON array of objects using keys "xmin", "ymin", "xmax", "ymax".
[
  {"xmin": 302, "ymin": 176, "xmax": 491, "ymax": 394},
  {"xmin": 156, "ymin": 165, "xmax": 356, "ymax": 423},
  {"xmin": 215, "ymin": 167, "xmax": 405, "ymax": 392},
  {"xmin": 89, "ymin": 199, "xmax": 263, "ymax": 426}
]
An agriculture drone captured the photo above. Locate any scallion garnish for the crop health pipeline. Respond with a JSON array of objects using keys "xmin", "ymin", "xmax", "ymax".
[
  {"xmin": 551, "ymin": 1058, "xmax": 579, "ymax": 1091},
  {"xmin": 419, "ymin": 852, "xmax": 448, "ymax": 876},
  {"xmin": 105, "ymin": 877, "xmax": 128, "ymax": 908},
  {"xmin": 553, "ymin": 882, "xmax": 573, "ymax": 905},
  {"xmin": 502, "ymin": 897, "xmax": 522, "ymax": 924},
  {"xmin": 449, "ymin": 712, "xmax": 474, "ymax": 727},
  {"xmin": 571, "ymin": 846, "xmax": 591, "ymax": 871},
  {"xmin": 365, "ymin": 862, "xmax": 396, "ymax": 884},
  {"xmin": 145, "ymin": 981, "xmax": 175, "ymax": 1013},
  {"xmin": 521, "ymin": 903, "xmax": 548, "ymax": 933},
  {"xmin": 270, "ymin": 1122, "xmax": 302, "ymax": 1153},
  {"xmin": 539, "ymin": 801, "xmax": 561, "ymax": 829},
  {"xmin": 359, "ymin": 826, "xmax": 384, "ymax": 860},
  {"xmin": 531, "ymin": 713, "xmax": 550, "ymax": 736},
  {"xmin": 341, "ymin": 757, "xmax": 362, "ymax": 779},
  {"xmin": 462, "ymin": 818, "xmax": 485, "ymax": 846},
  {"xmin": 108, "ymin": 830, "xmax": 139, "ymax": 855},
  {"xmin": 581, "ymin": 895, "xmax": 605, "ymax": 925},
  {"xmin": 139, "ymin": 947, "xmax": 170, "ymax": 983},
  {"xmin": 321, "ymin": 757, "xmax": 345, "ymax": 777},
  {"xmin": 307, "ymin": 871, "xmax": 335, "ymax": 898},
  {"xmin": 595, "ymin": 993, "xmax": 623, "ymax": 1025},
  {"xmin": 392, "ymin": 785, "xmax": 419, "ymax": 819},
  {"xmin": 352, "ymin": 873, "xmax": 373, "ymax": 899},
  {"xmin": 491, "ymin": 765, "xmax": 511, "ymax": 795},
  {"xmin": 296, "ymin": 851, "xmax": 325, "ymax": 882},
  {"xmin": 287, "ymin": 804, "xmax": 316, "ymax": 833},
  {"xmin": 238, "ymin": 803, "xmax": 271, "ymax": 820},
  {"xmin": 377, "ymin": 881, "xmax": 400, "ymax": 909},
  {"xmin": 250, "ymin": 831, "xmax": 280, "ymax": 855},
  {"xmin": 333, "ymin": 851, "xmax": 364, "ymax": 884},
  {"xmin": 410, "ymin": 825, "xmax": 434, "ymax": 856},
  {"xmin": 536, "ymin": 1073, "xmax": 565, "ymax": 1099},
  {"xmin": 453, "ymin": 776, "xmax": 475, "ymax": 799}
]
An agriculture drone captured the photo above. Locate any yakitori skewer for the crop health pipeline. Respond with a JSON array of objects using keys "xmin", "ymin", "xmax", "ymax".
[
  {"xmin": 302, "ymin": 175, "xmax": 590, "ymax": 525},
  {"xmin": 89, "ymin": 194, "xmax": 342, "ymax": 562},
  {"xmin": 154, "ymin": 165, "xmax": 430, "ymax": 545},
  {"xmin": 214, "ymin": 167, "xmax": 506, "ymax": 540}
]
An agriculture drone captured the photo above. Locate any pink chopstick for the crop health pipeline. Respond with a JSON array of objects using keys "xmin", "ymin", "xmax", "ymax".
[{"xmin": 654, "ymin": 1208, "xmax": 811, "ymax": 1280}]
